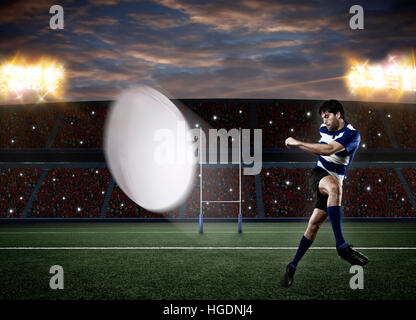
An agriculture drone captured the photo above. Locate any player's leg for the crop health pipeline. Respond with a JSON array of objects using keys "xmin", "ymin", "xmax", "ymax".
[
  {"xmin": 304, "ymin": 208, "xmax": 328, "ymax": 240},
  {"xmin": 281, "ymin": 168, "xmax": 329, "ymax": 288},
  {"xmin": 318, "ymin": 175, "xmax": 346, "ymax": 248},
  {"xmin": 281, "ymin": 208, "xmax": 327, "ymax": 288},
  {"xmin": 289, "ymin": 208, "xmax": 327, "ymax": 268},
  {"xmin": 318, "ymin": 175, "xmax": 368, "ymax": 265}
]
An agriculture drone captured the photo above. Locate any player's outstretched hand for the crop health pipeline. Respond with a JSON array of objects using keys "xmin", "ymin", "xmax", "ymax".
[{"xmin": 285, "ymin": 137, "xmax": 299, "ymax": 148}]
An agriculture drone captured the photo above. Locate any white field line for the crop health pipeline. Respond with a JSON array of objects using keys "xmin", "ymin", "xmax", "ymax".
[{"xmin": 0, "ymin": 247, "xmax": 415, "ymax": 250}]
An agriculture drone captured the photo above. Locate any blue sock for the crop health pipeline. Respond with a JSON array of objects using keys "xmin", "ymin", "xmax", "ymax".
[
  {"xmin": 327, "ymin": 206, "xmax": 348, "ymax": 249},
  {"xmin": 290, "ymin": 235, "xmax": 313, "ymax": 268}
]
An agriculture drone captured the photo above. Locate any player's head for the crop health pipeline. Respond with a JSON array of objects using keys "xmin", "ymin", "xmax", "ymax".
[{"xmin": 318, "ymin": 99, "xmax": 345, "ymax": 131}]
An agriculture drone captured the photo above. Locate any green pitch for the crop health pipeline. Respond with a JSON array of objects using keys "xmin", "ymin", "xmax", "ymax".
[{"xmin": 0, "ymin": 222, "xmax": 415, "ymax": 300}]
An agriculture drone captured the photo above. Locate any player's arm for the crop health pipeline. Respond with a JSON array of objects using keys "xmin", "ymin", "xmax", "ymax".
[{"xmin": 285, "ymin": 137, "xmax": 345, "ymax": 156}]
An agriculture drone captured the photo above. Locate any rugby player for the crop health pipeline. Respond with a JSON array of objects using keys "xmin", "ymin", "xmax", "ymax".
[{"xmin": 281, "ymin": 99, "xmax": 368, "ymax": 288}]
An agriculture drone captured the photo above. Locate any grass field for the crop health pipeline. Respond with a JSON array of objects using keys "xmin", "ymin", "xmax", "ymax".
[{"xmin": 0, "ymin": 221, "xmax": 415, "ymax": 300}]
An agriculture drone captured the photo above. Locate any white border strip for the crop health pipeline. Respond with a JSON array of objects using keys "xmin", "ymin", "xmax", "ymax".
[
  {"xmin": 0, "ymin": 247, "xmax": 415, "ymax": 250},
  {"xmin": 1, "ymin": 231, "xmax": 415, "ymax": 234}
]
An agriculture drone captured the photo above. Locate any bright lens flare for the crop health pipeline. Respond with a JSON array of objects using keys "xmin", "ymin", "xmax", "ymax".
[
  {"xmin": 0, "ymin": 57, "xmax": 65, "ymax": 101},
  {"xmin": 347, "ymin": 55, "xmax": 416, "ymax": 96}
]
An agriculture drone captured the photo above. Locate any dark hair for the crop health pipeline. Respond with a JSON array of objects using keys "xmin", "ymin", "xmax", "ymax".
[{"xmin": 318, "ymin": 99, "xmax": 345, "ymax": 119}]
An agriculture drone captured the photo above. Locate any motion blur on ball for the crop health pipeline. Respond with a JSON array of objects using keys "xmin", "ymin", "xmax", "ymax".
[{"xmin": 104, "ymin": 86, "xmax": 196, "ymax": 213}]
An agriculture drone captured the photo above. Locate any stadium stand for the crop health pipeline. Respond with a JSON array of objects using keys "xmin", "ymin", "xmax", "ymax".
[
  {"xmin": 347, "ymin": 104, "xmax": 392, "ymax": 149},
  {"xmin": 0, "ymin": 168, "xmax": 41, "ymax": 217},
  {"xmin": 260, "ymin": 167, "xmax": 415, "ymax": 218},
  {"xmin": 106, "ymin": 183, "xmax": 179, "ymax": 218},
  {"xmin": 257, "ymin": 102, "xmax": 320, "ymax": 149},
  {"xmin": 28, "ymin": 168, "xmax": 110, "ymax": 217},
  {"xmin": 386, "ymin": 107, "xmax": 416, "ymax": 149},
  {"xmin": 261, "ymin": 168, "xmax": 315, "ymax": 217},
  {"xmin": 401, "ymin": 168, "xmax": 416, "ymax": 199},
  {"xmin": 183, "ymin": 100, "xmax": 250, "ymax": 130},
  {"xmin": 185, "ymin": 166, "xmax": 257, "ymax": 218},
  {"xmin": 52, "ymin": 104, "xmax": 108, "ymax": 148},
  {"xmin": 185, "ymin": 169, "xmax": 201, "ymax": 218},
  {"xmin": 0, "ymin": 105, "xmax": 59, "ymax": 148},
  {"xmin": 1, "ymin": 99, "xmax": 415, "ymax": 219},
  {"xmin": 343, "ymin": 168, "xmax": 415, "ymax": 217},
  {"xmin": 5, "ymin": 165, "xmax": 411, "ymax": 219}
]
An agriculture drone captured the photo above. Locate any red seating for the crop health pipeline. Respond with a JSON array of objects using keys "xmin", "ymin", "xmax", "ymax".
[
  {"xmin": 185, "ymin": 166, "xmax": 257, "ymax": 217},
  {"xmin": 401, "ymin": 168, "xmax": 416, "ymax": 200},
  {"xmin": 342, "ymin": 168, "xmax": 413, "ymax": 217},
  {"xmin": 0, "ymin": 99, "xmax": 415, "ymax": 219},
  {"xmin": 0, "ymin": 106, "xmax": 59, "ymax": 148},
  {"xmin": 29, "ymin": 168, "xmax": 110, "ymax": 217},
  {"xmin": 0, "ymin": 168, "xmax": 41, "ymax": 217},
  {"xmin": 261, "ymin": 168, "xmax": 314, "ymax": 217},
  {"xmin": 52, "ymin": 105, "xmax": 108, "ymax": 148},
  {"xmin": 0, "ymin": 100, "xmax": 412, "ymax": 150},
  {"xmin": 1, "ymin": 166, "xmax": 415, "ymax": 218},
  {"xmin": 346, "ymin": 104, "xmax": 391, "ymax": 149},
  {"xmin": 106, "ymin": 183, "xmax": 179, "ymax": 218},
  {"xmin": 386, "ymin": 107, "xmax": 416, "ymax": 149},
  {"xmin": 184, "ymin": 101, "xmax": 250, "ymax": 130},
  {"xmin": 257, "ymin": 102, "xmax": 319, "ymax": 149},
  {"xmin": 260, "ymin": 167, "xmax": 415, "ymax": 217}
]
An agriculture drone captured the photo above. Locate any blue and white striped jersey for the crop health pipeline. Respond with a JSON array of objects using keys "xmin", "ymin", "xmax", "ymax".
[{"xmin": 314, "ymin": 121, "xmax": 360, "ymax": 187}]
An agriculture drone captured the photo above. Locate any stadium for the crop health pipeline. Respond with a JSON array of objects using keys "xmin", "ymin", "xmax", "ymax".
[
  {"xmin": 1, "ymin": 98, "xmax": 415, "ymax": 302},
  {"xmin": 1, "ymin": 1, "xmax": 416, "ymax": 315}
]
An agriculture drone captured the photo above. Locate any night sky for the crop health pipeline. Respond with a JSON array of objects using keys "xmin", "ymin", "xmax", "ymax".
[{"xmin": 0, "ymin": 0, "xmax": 415, "ymax": 103}]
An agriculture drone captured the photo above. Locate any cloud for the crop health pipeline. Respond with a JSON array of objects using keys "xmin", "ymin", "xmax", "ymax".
[
  {"xmin": 88, "ymin": 0, "xmax": 119, "ymax": 5},
  {"xmin": 124, "ymin": 40, "xmax": 223, "ymax": 67},
  {"xmin": 72, "ymin": 15, "xmax": 118, "ymax": 35},
  {"xmin": 81, "ymin": 16, "xmax": 118, "ymax": 26},
  {"xmin": 128, "ymin": 12, "xmax": 188, "ymax": 29},
  {"xmin": 1, "ymin": 0, "xmax": 414, "ymax": 104},
  {"xmin": 65, "ymin": 83, "xmax": 121, "ymax": 101},
  {"xmin": 0, "ymin": 0, "xmax": 57, "ymax": 25},
  {"xmin": 155, "ymin": 0, "xmax": 340, "ymax": 33}
]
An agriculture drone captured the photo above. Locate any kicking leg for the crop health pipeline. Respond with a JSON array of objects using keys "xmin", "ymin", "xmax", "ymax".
[
  {"xmin": 319, "ymin": 175, "xmax": 368, "ymax": 265},
  {"xmin": 304, "ymin": 208, "xmax": 328, "ymax": 241},
  {"xmin": 318, "ymin": 175, "xmax": 347, "ymax": 248}
]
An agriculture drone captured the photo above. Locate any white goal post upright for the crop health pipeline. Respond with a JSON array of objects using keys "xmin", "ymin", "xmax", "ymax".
[{"xmin": 199, "ymin": 128, "xmax": 242, "ymax": 233}]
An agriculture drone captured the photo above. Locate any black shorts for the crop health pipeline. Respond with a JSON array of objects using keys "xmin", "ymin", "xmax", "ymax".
[{"xmin": 309, "ymin": 167, "xmax": 330, "ymax": 212}]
